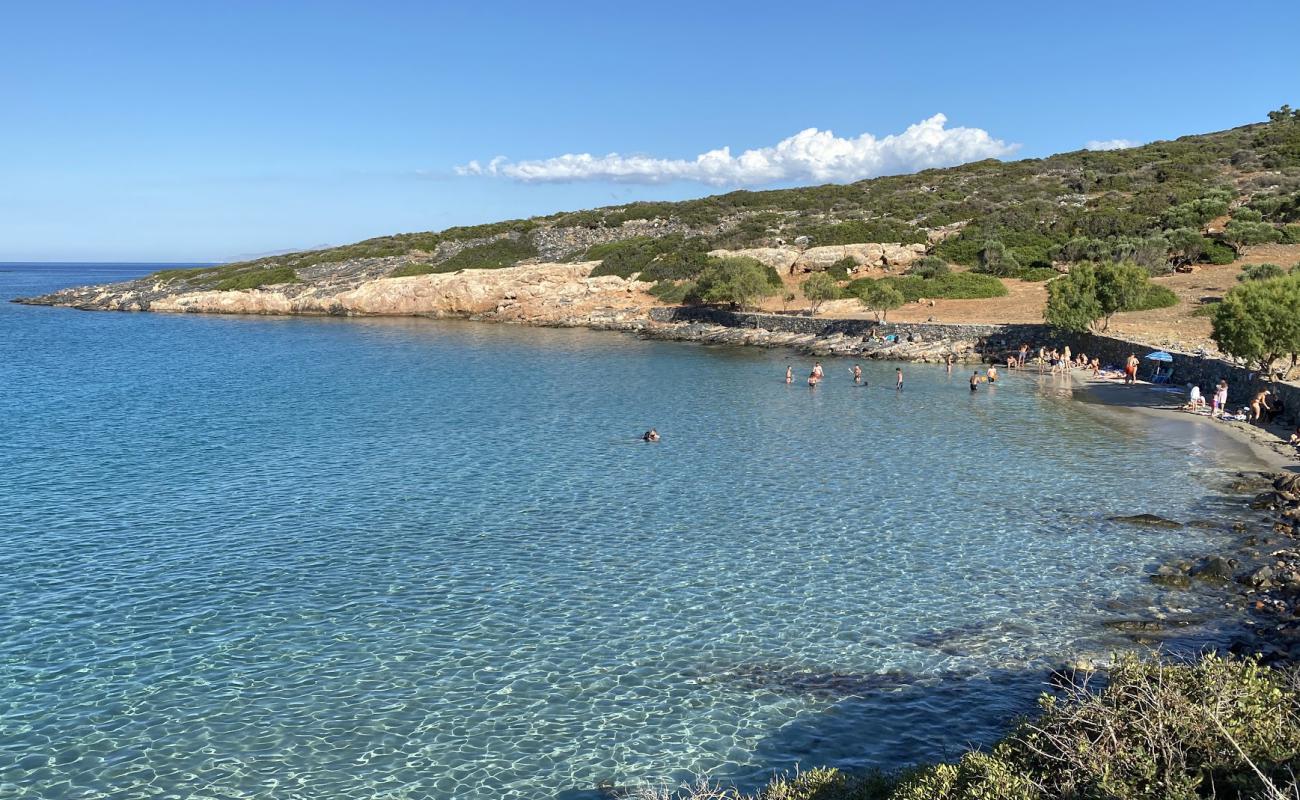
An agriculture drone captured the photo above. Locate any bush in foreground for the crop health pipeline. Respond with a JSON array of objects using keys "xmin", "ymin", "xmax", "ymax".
[{"xmin": 635, "ymin": 654, "xmax": 1300, "ymax": 800}]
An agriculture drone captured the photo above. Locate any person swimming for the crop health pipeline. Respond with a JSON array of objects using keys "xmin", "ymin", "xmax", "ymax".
[
  {"xmin": 642, "ymin": 429, "xmax": 660, "ymax": 442},
  {"xmin": 785, "ymin": 365, "xmax": 793, "ymax": 384}
]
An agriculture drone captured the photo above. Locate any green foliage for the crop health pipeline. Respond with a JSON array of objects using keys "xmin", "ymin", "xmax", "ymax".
[
  {"xmin": 975, "ymin": 240, "xmax": 1021, "ymax": 276},
  {"xmin": 715, "ymin": 653, "xmax": 1300, "ymax": 800},
  {"xmin": 149, "ymin": 262, "xmax": 300, "ymax": 292},
  {"xmin": 908, "ymin": 256, "xmax": 951, "ymax": 279},
  {"xmin": 1045, "ymin": 261, "xmax": 1159, "ymax": 332},
  {"xmin": 648, "ymin": 280, "xmax": 695, "ymax": 304},
  {"xmin": 1280, "ymin": 223, "xmax": 1300, "ymax": 244},
  {"xmin": 792, "ymin": 219, "xmax": 927, "ymax": 246},
  {"xmin": 1014, "ymin": 267, "xmax": 1058, "ymax": 282},
  {"xmin": 847, "ymin": 272, "xmax": 1008, "ymax": 302},
  {"xmin": 1161, "ymin": 196, "xmax": 1230, "ymax": 228},
  {"xmin": 801, "ymin": 272, "xmax": 842, "ymax": 315},
  {"xmin": 827, "ymin": 257, "xmax": 857, "ymax": 280},
  {"xmin": 1239, "ymin": 263, "xmax": 1286, "ymax": 282},
  {"xmin": 390, "ymin": 237, "xmax": 538, "ymax": 277},
  {"xmin": 1045, "ymin": 264, "xmax": 1104, "ymax": 333},
  {"xmin": 1205, "ymin": 239, "xmax": 1238, "ymax": 264},
  {"xmin": 853, "ymin": 280, "xmax": 905, "ymax": 321},
  {"xmin": 1212, "ymin": 273, "xmax": 1300, "ymax": 371},
  {"xmin": 1167, "ymin": 227, "xmax": 1211, "ymax": 266},
  {"xmin": 213, "ymin": 266, "xmax": 299, "ymax": 291},
  {"xmin": 688, "ymin": 257, "xmax": 780, "ymax": 310},
  {"xmin": 588, "ymin": 235, "xmax": 717, "ymax": 282},
  {"xmin": 1222, "ymin": 219, "xmax": 1281, "ymax": 256}
]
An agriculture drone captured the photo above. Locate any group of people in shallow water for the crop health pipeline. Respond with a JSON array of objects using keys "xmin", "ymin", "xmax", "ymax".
[{"xmin": 790, "ymin": 361, "xmax": 911, "ymax": 390}]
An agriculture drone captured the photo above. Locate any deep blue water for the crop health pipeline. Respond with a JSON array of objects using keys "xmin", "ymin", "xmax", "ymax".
[{"xmin": 0, "ymin": 264, "xmax": 1254, "ymax": 799}]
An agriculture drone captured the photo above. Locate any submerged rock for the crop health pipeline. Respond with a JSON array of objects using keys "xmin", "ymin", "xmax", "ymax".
[
  {"xmin": 1108, "ymin": 514, "xmax": 1184, "ymax": 529},
  {"xmin": 1190, "ymin": 555, "xmax": 1237, "ymax": 582}
]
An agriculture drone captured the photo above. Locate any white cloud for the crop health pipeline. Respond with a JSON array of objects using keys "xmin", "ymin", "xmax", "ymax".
[
  {"xmin": 455, "ymin": 114, "xmax": 1018, "ymax": 186},
  {"xmin": 1084, "ymin": 138, "xmax": 1140, "ymax": 151}
]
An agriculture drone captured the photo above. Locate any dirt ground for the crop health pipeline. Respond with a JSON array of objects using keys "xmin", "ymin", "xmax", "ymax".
[{"xmin": 745, "ymin": 243, "xmax": 1300, "ymax": 353}]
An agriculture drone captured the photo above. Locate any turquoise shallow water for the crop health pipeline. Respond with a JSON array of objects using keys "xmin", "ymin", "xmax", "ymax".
[{"xmin": 0, "ymin": 264, "xmax": 1254, "ymax": 799}]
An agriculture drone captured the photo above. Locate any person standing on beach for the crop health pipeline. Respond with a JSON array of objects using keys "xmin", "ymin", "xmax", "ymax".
[
  {"xmin": 1124, "ymin": 354, "xmax": 1139, "ymax": 385},
  {"xmin": 1212, "ymin": 379, "xmax": 1229, "ymax": 418},
  {"xmin": 1062, "ymin": 346, "xmax": 1072, "ymax": 369},
  {"xmin": 1018, "ymin": 344, "xmax": 1028, "ymax": 369},
  {"xmin": 785, "ymin": 366, "xmax": 793, "ymax": 384},
  {"xmin": 895, "ymin": 367, "xmax": 904, "ymax": 391},
  {"xmin": 1251, "ymin": 389, "xmax": 1272, "ymax": 423}
]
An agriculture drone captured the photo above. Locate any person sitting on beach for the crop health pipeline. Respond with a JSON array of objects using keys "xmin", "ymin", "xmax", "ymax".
[
  {"xmin": 1250, "ymin": 390, "xmax": 1271, "ymax": 423},
  {"xmin": 1288, "ymin": 427, "xmax": 1300, "ymax": 447},
  {"xmin": 1006, "ymin": 354, "xmax": 1017, "ymax": 370},
  {"xmin": 642, "ymin": 429, "xmax": 660, "ymax": 442},
  {"xmin": 987, "ymin": 364, "xmax": 998, "ymax": 384},
  {"xmin": 970, "ymin": 371, "xmax": 981, "ymax": 392}
]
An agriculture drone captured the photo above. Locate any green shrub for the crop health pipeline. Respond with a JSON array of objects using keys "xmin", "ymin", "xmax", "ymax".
[
  {"xmin": 648, "ymin": 280, "xmax": 694, "ymax": 304},
  {"xmin": 1281, "ymin": 224, "xmax": 1300, "ymax": 244},
  {"xmin": 687, "ymin": 257, "xmax": 780, "ymax": 309},
  {"xmin": 1014, "ymin": 267, "xmax": 1058, "ymax": 282},
  {"xmin": 390, "ymin": 237, "xmax": 538, "ymax": 277},
  {"xmin": 1205, "ymin": 240, "xmax": 1237, "ymax": 264},
  {"xmin": 827, "ymin": 256, "xmax": 857, "ymax": 279},
  {"xmin": 1239, "ymin": 263, "xmax": 1286, "ymax": 282},
  {"xmin": 792, "ymin": 219, "xmax": 927, "ymax": 246},
  {"xmin": 908, "ymin": 256, "xmax": 951, "ymax": 279},
  {"xmin": 1126, "ymin": 283, "xmax": 1179, "ymax": 311},
  {"xmin": 680, "ymin": 653, "xmax": 1300, "ymax": 800},
  {"xmin": 845, "ymin": 272, "xmax": 1007, "ymax": 303},
  {"xmin": 975, "ymin": 240, "xmax": 1021, "ymax": 276},
  {"xmin": 213, "ymin": 266, "xmax": 299, "ymax": 291}
]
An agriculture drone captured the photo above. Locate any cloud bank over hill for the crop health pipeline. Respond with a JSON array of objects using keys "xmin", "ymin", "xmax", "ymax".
[
  {"xmin": 456, "ymin": 114, "xmax": 1018, "ymax": 186},
  {"xmin": 1085, "ymin": 138, "xmax": 1140, "ymax": 151}
]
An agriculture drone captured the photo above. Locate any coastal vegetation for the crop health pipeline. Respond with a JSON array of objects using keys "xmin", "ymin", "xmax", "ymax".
[
  {"xmin": 686, "ymin": 257, "xmax": 781, "ymax": 310},
  {"xmin": 1211, "ymin": 272, "xmax": 1300, "ymax": 375},
  {"xmin": 1044, "ymin": 262, "xmax": 1177, "ymax": 333},
  {"xmin": 390, "ymin": 237, "xmax": 538, "ymax": 277},
  {"xmin": 640, "ymin": 654, "xmax": 1300, "ymax": 800},
  {"xmin": 801, "ymin": 272, "xmax": 841, "ymax": 315},
  {"xmin": 845, "ymin": 273, "xmax": 1009, "ymax": 303}
]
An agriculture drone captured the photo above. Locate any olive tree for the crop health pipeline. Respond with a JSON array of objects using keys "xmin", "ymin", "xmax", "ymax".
[
  {"xmin": 854, "ymin": 281, "xmax": 905, "ymax": 322},
  {"xmin": 976, "ymin": 239, "xmax": 1020, "ymax": 276},
  {"xmin": 1211, "ymin": 274, "xmax": 1300, "ymax": 377},
  {"xmin": 1044, "ymin": 261, "xmax": 1151, "ymax": 333},
  {"xmin": 801, "ymin": 271, "xmax": 840, "ymax": 316},
  {"xmin": 1222, "ymin": 219, "xmax": 1280, "ymax": 257},
  {"xmin": 690, "ymin": 257, "xmax": 779, "ymax": 310}
]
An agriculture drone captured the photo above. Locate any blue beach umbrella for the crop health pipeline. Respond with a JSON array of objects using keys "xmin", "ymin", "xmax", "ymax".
[{"xmin": 1144, "ymin": 351, "xmax": 1174, "ymax": 362}]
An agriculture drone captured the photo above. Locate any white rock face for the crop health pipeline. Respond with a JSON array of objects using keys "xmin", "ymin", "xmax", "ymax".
[
  {"xmin": 146, "ymin": 262, "xmax": 654, "ymax": 324},
  {"xmin": 706, "ymin": 247, "xmax": 800, "ymax": 273},
  {"xmin": 709, "ymin": 242, "xmax": 929, "ymax": 274}
]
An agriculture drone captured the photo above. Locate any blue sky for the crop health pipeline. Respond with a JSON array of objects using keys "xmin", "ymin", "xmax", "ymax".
[{"xmin": 3, "ymin": 0, "xmax": 1298, "ymax": 262}]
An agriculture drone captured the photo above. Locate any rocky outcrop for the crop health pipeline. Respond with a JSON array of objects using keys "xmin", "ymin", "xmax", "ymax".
[
  {"xmin": 22, "ymin": 262, "xmax": 656, "ymax": 326},
  {"xmin": 707, "ymin": 242, "xmax": 928, "ymax": 274}
]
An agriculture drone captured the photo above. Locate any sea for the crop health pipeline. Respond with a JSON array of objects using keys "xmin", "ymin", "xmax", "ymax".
[{"xmin": 0, "ymin": 263, "xmax": 1259, "ymax": 799}]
